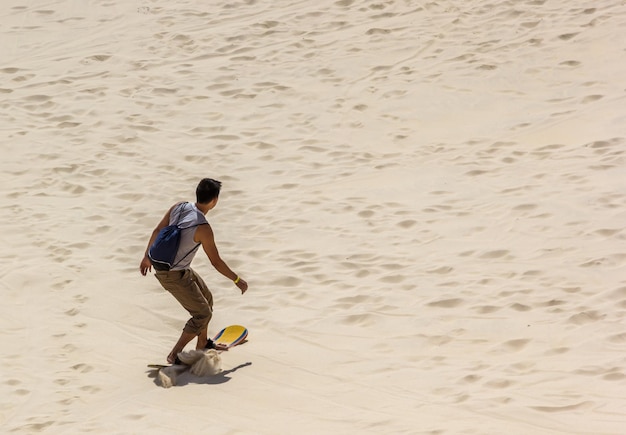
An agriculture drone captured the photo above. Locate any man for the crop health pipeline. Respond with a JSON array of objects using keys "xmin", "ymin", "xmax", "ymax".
[{"xmin": 140, "ymin": 178, "xmax": 248, "ymax": 364}]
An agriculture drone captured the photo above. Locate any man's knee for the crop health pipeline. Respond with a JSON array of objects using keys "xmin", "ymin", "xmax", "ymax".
[
  {"xmin": 198, "ymin": 305, "xmax": 213, "ymax": 324},
  {"xmin": 184, "ymin": 306, "xmax": 212, "ymax": 334}
]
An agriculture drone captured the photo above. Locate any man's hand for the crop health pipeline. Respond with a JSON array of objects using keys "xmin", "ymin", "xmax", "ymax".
[
  {"xmin": 140, "ymin": 256, "xmax": 152, "ymax": 276},
  {"xmin": 236, "ymin": 278, "xmax": 248, "ymax": 294}
]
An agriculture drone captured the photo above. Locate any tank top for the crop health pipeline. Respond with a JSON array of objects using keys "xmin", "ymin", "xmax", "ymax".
[{"xmin": 169, "ymin": 202, "xmax": 207, "ymax": 270}]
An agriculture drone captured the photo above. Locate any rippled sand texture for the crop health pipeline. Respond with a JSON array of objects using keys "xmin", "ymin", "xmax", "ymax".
[{"xmin": 1, "ymin": 1, "xmax": 625, "ymax": 434}]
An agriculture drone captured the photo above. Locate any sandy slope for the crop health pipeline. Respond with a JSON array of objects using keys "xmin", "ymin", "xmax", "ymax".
[{"xmin": 1, "ymin": 0, "xmax": 625, "ymax": 433}]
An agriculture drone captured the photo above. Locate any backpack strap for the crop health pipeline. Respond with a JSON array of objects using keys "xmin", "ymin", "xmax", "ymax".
[
  {"xmin": 170, "ymin": 202, "xmax": 202, "ymax": 269},
  {"xmin": 174, "ymin": 202, "xmax": 188, "ymax": 225},
  {"xmin": 171, "ymin": 242, "xmax": 201, "ymax": 269},
  {"xmin": 176, "ymin": 202, "xmax": 206, "ymax": 231}
]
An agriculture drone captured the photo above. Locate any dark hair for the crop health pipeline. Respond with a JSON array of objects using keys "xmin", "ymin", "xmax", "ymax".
[{"xmin": 196, "ymin": 178, "xmax": 222, "ymax": 203}]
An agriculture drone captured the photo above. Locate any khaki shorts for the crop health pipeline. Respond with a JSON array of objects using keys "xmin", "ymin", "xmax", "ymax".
[{"xmin": 155, "ymin": 268, "xmax": 213, "ymax": 334}]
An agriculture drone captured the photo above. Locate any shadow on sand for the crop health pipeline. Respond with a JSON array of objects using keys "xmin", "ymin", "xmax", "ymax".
[{"xmin": 148, "ymin": 362, "xmax": 252, "ymax": 387}]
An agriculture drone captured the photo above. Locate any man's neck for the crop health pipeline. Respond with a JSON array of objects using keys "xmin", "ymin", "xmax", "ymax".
[{"xmin": 196, "ymin": 202, "xmax": 213, "ymax": 215}]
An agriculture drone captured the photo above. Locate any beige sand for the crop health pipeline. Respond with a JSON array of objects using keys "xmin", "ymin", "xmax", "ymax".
[{"xmin": 1, "ymin": 0, "xmax": 625, "ymax": 433}]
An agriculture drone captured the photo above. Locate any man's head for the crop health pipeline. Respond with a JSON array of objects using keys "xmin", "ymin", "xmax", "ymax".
[{"xmin": 196, "ymin": 178, "xmax": 222, "ymax": 205}]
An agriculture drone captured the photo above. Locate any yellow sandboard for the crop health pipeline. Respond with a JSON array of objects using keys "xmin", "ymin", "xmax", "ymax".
[{"xmin": 213, "ymin": 324, "xmax": 248, "ymax": 348}]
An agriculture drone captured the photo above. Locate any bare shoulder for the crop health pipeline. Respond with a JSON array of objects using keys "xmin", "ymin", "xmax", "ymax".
[{"xmin": 193, "ymin": 222, "xmax": 213, "ymax": 243}]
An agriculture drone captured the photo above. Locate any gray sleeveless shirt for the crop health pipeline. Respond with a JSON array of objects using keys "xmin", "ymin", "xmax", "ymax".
[{"xmin": 170, "ymin": 202, "xmax": 207, "ymax": 270}]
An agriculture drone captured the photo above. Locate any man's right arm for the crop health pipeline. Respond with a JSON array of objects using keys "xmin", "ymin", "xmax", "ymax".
[{"xmin": 195, "ymin": 224, "xmax": 248, "ymax": 294}]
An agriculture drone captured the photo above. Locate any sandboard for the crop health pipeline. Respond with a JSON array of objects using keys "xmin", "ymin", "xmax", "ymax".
[
  {"xmin": 213, "ymin": 324, "xmax": 248, "ymax": 348},
  {"xmin": 148, "ymin": 325, "xmax": 248, "ymax": 369}
]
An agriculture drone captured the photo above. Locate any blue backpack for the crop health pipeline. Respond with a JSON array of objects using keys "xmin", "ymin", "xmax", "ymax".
[{"xmin": 148, "ymin": 203, "xmax": 200, "ymax": 271}]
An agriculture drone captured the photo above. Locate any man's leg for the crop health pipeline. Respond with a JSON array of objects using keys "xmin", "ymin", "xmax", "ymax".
[
  {"xmin": 196, "ymin": 327, "xmax": 208, "ymax": 350},
  {"xmin": 188, "ymin": 271, "xmax": 227, "ymax": 351},
  {"xmin": 168, "ymin": 331, "xmax": 197, "ymax": 364},
  {"xmin": 156, "ymin": 269, "xmax": 213, "ymax": 362},
  {"xmin": 189, "ymin": 269, "xmax": 214, "ymax": 349}
]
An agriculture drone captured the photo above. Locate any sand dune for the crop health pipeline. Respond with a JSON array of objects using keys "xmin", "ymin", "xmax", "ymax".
[{"xmin": 1, "ymin": 0, "xmax": 625, "ymax": 433}]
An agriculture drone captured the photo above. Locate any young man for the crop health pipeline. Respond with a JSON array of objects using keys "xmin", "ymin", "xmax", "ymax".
[{"xmin": 139, "ymin": 178, "xmax": 248, "ymax": 364}]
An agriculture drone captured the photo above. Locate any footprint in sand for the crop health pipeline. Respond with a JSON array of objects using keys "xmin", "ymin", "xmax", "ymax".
[
  {"xmin": 501, "ymin": 338, "xmax": 531, "ymax": 351},
  {"xmin": 531, "ymin": 401, "xmax": 593, "ymax": 413},
  {"xmin": 567, "ymin": 310, "xmax": 605, "ymax": 325},
  {"xmin": 427, "ymin": 298, "xmax": 463, "ymax": 308},
  {"xmin": 71, "ymin": 363, "xmax": 93, "ymax": 373},
  {"xmin": 479, "ymin": 250, "xmax": 510, "ymax": 259}
]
